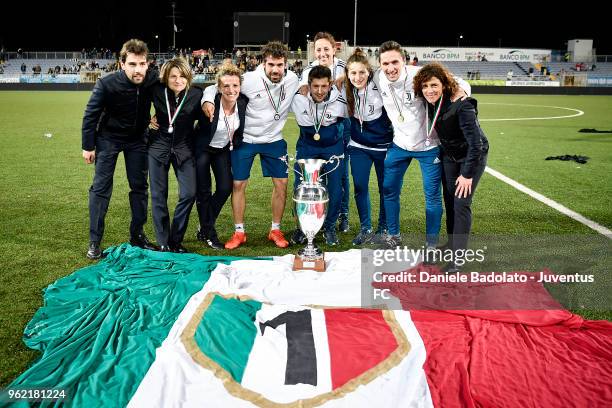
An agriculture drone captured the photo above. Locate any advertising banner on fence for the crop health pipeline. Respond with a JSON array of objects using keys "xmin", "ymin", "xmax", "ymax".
[
  {"xmin": 506, "ymin": 80, "xmax": 561, "ymax": 87},
  {"xmin": 19, "ymin": 74, "xmax": 80, "ymax": 83},
  {"xmin": 358, "ymin": 46, "xmax": 552, "ymax": 63},
  {"xmin": 587, "ymin": 76, "xmax": 612, "ymax": 87}
]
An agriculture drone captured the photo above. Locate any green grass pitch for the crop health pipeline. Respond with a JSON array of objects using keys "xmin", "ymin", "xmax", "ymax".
[{"xmin": 0, "ymin": 91, "xmax": 610, "ymax": 385}]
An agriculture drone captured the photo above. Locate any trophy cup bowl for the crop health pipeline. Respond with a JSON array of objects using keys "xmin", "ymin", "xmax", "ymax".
[{"xmin": 280, "ymin": 155, "xmax": 343, "ymax": 272}]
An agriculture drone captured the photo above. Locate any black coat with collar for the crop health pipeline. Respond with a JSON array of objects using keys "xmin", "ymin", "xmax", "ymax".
[
  {"xmin": 194, "ymin": 91, "xmax": 249, "ymax": 152},
  {"xmin": 432, "ymin": 97, "xmax": 489, "ymax": 178},
  {"xmin": 81, "ymin": 67, "xmax": 159, "ymax": 151},
  {"xmin": 148, "ymin": 83, "xmax": 203, "ymax": 165}
]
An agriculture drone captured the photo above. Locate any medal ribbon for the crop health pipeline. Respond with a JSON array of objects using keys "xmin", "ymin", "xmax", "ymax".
[
  {"xmin": 165, "ymin": 88, "xmax": 187, "ymax": 130},
  {"xmin": 388, "ymin": 67, "xmax": 408, "ymax": 119},
  {"xmin": 309, "ymin": 100, "xmax": 329, "ymax": 136},
  {"xmin": 425, "ymin": 94, "xmax": 444, "ymax": 145},
  {"xmin": 262, "ymin": 78, "xmax": 284, "ymax": 117},
  {"xmin": 222, "ymin": 104, "xmax": 238, "ymax": 149},
  {"xmin": 353, "ymin": 84, "xmax": 368, "ymax": 132}
]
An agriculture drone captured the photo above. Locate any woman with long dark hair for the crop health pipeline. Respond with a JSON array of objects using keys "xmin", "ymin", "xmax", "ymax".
[{"xmin": 343, "ymin": 50, "xmax": 394, "ymax": 245}]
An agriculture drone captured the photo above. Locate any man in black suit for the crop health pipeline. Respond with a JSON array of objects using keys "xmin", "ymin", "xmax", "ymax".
[{"xmin": 81, "ymin": 39, "xmax": 158, "ymax": 259}]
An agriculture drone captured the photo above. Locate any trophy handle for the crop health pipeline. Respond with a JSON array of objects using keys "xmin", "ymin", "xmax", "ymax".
[
  {"xmin": 280, "ymin": 154, "xmax": 304, "ymax": 179},
  {"xmin": 320, "ymin": 154, "xmax": 345, "ymax": 179}
]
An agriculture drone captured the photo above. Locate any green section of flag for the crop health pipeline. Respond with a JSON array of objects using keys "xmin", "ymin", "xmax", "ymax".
[
  {"xmin": 2, "ymin": 244, "xmax": 269, "ymax": 408},
  {"xmin": 194, "ymin": 295, "xmax": 262, "ymax": 384}
]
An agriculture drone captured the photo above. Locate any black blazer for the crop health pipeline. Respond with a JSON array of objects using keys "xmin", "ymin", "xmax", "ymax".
[
  {"xmin": 148, "ymin": 84, "xmax": 203, "ymax": 165},
  {"xmin": 433, "ymin": 97, "xmax": 489, "ymax": 178},
  {"xmin": 194, "ymin": 91, "xmax": 249, "ymax": 152}
]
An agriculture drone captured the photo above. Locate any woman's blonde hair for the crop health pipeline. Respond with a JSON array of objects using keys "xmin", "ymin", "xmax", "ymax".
[
  {"xmin": 215, "ymin": 63, "xmax": 243, "ymax": 87},
  {"xmin": 159, "ymin": 57, "xmax": 193, "ymax": 87}
]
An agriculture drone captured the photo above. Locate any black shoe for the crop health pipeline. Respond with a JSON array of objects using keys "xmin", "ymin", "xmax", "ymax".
[
  {"xmin": 171, "ymin": 243, "xmax": 188, "ymax": 253},
  {"xmin": 204, "ymin": 228, "xmax": 224, "ymax": 250},
  {"xmin": 159, "ymin": 245, "xmax": 172, "ymax": 252},
  {"xmin": 443, "ymin": 262, "xmax": 462, "ymax": 273},
  {"xmin": 291, "ymin": 228, "xmax": 306, "ymax": 245},
  {"xmin": 87, "ymin": 241, "xmax": 102, "ymax": 259},
  {"xmin": 338, "ymin": 213, "xmax": 350, "ymax": 233},
  {"xmin": 352, "ymin": 229, "xmax": 374, "ymax": 246},
  {"xmin": 130, "ymin": 232, "xmax": 159, "ymax": 251},
  {"xmin": 324, "ymin": 228, "xmax": 339, "ymax": 246}
]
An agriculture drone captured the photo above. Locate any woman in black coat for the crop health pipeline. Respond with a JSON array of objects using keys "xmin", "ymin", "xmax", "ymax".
[
  {"xmin": 194, "ymin": 64, "xmax": 248, "ymax": 249},
  {"xmin": 148, "ymin": 57, "xmax": 203, "ymax": 253},
  {"xmin": 413, "ymin": 63, "xmax": 489, "ymax": 272}
]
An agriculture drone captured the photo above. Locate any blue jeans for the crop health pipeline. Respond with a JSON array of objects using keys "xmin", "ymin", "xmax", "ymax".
[
  {"xmin": 383, "ymin": 144, "xmax": 442, "ymax": 245},
  {"xmin": 348, "ymin": 145, "xmax": 386, "ymax": 231},
  {"xmin": 340, "ymin": 154, "xmax": 350, "ymax": 215}
]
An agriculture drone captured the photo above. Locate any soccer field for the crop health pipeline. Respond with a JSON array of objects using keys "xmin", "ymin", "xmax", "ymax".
[{"xmin": 0, "ymin": 91, "xmax": 611, "ymax": 386}]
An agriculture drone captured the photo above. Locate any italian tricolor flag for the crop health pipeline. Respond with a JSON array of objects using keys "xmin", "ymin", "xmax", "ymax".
[{"xmin": 4, "ymin": 245, "xmax": 612, "ymax": 407}]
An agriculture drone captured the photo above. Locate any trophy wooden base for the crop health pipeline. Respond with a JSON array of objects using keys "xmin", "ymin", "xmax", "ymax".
[{"xmin": 293, "ymin": 256, "xmax": 326, "ymax": 272}]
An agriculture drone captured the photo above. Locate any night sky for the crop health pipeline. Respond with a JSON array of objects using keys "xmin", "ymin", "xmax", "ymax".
[{"xmin": 1, "ymin": 1, "xmax": 609, "ymax": 55}]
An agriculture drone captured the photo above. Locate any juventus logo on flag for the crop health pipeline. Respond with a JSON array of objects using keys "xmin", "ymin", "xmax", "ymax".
[{"xmin": 180, "ymin": 293, "xmax": 411, "ymax": 407}]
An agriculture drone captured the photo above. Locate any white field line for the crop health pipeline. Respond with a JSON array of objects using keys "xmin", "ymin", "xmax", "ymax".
[
  {"xmin": 485, "ymin": 166, "xmax": 612, "ymax": 239},
  {"xmin": 479, "ymin": 103, "xmax": 584, "ymax": 121}
]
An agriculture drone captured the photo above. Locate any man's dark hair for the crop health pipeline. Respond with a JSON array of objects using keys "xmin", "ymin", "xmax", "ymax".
[
  {"xmin": 119, "ymin": 39, "xmax": 149, "ymax": 63},
  {"xmin": 308, "ymin": 65, "xmax": 332, "ymax": 84},
  {"xmin": 261, "ymin": 41, "xmax": 288, "ymax": 63},
  {"xmin": 378, "ymin": 41, "xmax": 404, "ymax": 60}
]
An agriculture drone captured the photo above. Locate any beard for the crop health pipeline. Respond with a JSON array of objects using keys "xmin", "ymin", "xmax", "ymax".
[{"xmin": 266, "ymin": 72, "xmax": 283, "ymax": 83}]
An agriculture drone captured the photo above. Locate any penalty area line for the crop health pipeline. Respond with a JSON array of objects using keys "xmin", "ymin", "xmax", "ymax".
[{"xmin": 485, "ymin": 166, "xmax": 612, "ymax": 239}]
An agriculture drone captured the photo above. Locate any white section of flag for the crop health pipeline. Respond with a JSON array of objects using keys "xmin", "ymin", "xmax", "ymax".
[
  {"xmin": 128, "ymin": 251, "xmax": 433, "ymax": 408},
  {"xmin": 240, "ymin": 307, "xmax": 333, "ymax": 401}
]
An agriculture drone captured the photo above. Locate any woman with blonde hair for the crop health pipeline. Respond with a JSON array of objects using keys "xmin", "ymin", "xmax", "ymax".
[
  {"xmin": 413, "ymin": 62, "xmax": 489, "ymax": 272},
  {"xmin": 148, "ymin": 57, "xmax": 203, "ymax": 253},
  {"xmin": 194, "ymin": 63, "xmax": 248, "ymax": 249}
]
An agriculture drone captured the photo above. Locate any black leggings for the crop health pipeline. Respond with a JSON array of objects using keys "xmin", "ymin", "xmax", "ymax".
[
  {"xmin": 195, "ymin": 145, "xmax": 232, "ymax": 232},
  {"xmin": 441, "ymin": 154, "xmax": 487, "ymax": 251}
]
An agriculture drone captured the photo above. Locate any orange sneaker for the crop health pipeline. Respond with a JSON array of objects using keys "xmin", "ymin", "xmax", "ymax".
[
  {"xmin": 225, "ymin": 231, "xmax": 247, "ymax": 249},
  {"xmin": 268, "ymin": 229, "xmax": 289, "ymax": 248}
]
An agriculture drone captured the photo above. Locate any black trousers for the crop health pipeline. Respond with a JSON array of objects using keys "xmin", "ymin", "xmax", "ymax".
[
  {"xmin": 148, "ymin": 154, "xmax": 196, "ymax": 246},
  {"xmin": 89, "ymin": 138, "xmax": 148, "ymax": 242},
  {"xmin": 195, "ymin": 145, "xmax": 232, "ymax": 234},
  {"xmin": 441, "ymin": 154, "xmax": 487, "ymax": 251}
]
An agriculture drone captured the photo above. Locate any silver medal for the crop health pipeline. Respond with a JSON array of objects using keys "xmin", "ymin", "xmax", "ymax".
[
  {"xmin": 274, "ymin": 113, "xmax": 280, "ymax": 121},
  {"xmin": 168, "ymin": 125, "xmax": 174, "ymax": 133}
]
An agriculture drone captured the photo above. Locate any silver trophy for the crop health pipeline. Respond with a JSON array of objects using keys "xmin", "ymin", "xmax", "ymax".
[{"xmin": 281, "ymin": 154, "xmax": 343, "ymax": 271}]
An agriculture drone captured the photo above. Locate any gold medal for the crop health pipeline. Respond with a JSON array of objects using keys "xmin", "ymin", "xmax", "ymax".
[
  {"xmin": 313, "ymin": 133, "xmax": 321, "ymax": 141},
  {"xmin": 398, "ymin": 114, "xmax": 404, "ymax": 122}
]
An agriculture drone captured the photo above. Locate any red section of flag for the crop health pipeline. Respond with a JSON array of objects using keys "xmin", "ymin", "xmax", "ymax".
[
  {"xmin": 324, "ymin": 309, "xmax": 399, "ymax": 390},
  {"xmin": 413, "ymin": 309, "xmax": 612, "ymax": 407},
  {"xmin": 374, "ymin": 264, "xmax": 612, "ymax": 406}
]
